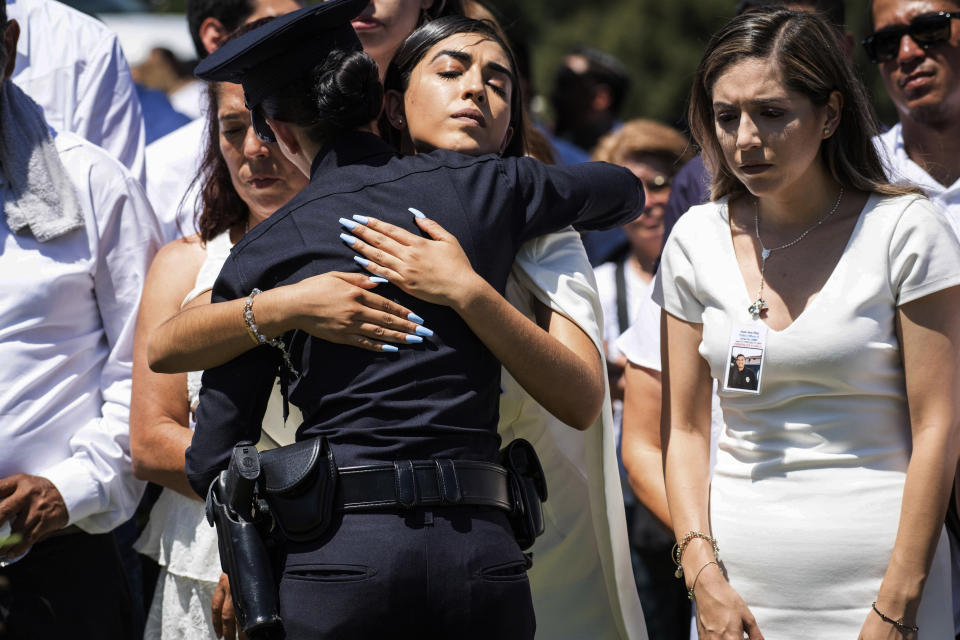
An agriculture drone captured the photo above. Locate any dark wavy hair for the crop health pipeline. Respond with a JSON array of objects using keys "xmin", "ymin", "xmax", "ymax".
[
  {"xmin": 688, "ymin": 8, "xmax": 919, "ymax": 201},
  {"xmin": 258, "ymin": 46, "xmax": 382, "ymax": 146},
  {"xmin": 421, "ymin": 0, "xmax": 464, "ymax": 23},
  {"xmin": 193, "ymin": 18, "xmax": 275, "ymax": 243},
  {"xmin": 380, "ymin": 16, "xmax": 527, "ymax": 158}
]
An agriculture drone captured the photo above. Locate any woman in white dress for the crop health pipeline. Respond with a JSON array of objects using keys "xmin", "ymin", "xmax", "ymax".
[
  {"xmin": 129, "ymin": 79, "xmax": 421, "ymax": 639},
  {"xmin": 146, "ymin": 17, "xmax": 646, "ymax": 639},
  {"xmin": 658, "ymin": 8, "xmax": 960, "ymax": 640}
]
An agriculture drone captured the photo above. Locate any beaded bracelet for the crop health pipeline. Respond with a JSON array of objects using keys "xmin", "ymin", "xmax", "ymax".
[
  {"xmin": 672, "ymin": 530, "xmax": 720, "ymax": 579},
  {"xmin": 242, "ymin": 293, "xmax": 261, "ymax": 346},
  {"xmin": 243, "ymin": 288, "xmax": 299, "ymax": 376},
  {"xmin": 871, "ymin": 602, "xmax": 919, "ymax": 634},
  {"xmin": 688, "ymin": 561, "xmax": 719, "ymax": 601}
]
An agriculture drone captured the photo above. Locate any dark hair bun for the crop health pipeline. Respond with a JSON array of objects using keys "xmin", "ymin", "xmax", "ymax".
[{"xmin": 312, "ymin": 50, "xmax": 383, "ymax": 136}]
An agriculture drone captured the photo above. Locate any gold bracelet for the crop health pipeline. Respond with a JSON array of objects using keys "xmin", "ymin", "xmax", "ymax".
[
  {"xmin": 672, "ymin": 530, "xmax": 720, "ymax": 579},
  {"xmin": 688, "ymin": 561, "xmax": 719, "ymax": 601}
]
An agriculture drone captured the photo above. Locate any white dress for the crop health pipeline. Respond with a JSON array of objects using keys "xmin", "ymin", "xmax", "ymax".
[
  {"xmin": 653, "ymin": 194, "xmax": 960, "ymax": 639},
  {"xmin": 136, "ymin": 231, "xmax": 300, "ymax": 640},
  {"xmin": 501, "ymin": 231, "xmax": 647, "ymax": 640}
]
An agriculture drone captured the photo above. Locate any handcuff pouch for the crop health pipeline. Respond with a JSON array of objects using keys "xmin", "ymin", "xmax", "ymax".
[
  {"xmin": 498, "ymin": 438, "xmax": 548, "ymax": 550},
  {"xmin": 259, "ymin": 437, "xmax": 338, "ymax": 542}
]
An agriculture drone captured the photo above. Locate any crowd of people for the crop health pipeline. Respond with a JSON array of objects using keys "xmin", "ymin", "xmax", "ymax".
[{"xmin": 0, "ymin": 0, "xmax": 958, "ymax": 639}]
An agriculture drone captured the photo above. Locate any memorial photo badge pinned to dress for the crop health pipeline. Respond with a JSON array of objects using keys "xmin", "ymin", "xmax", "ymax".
[{"xmin": 723, "ymin": 325, "xmax": 768, "ymax": 394}]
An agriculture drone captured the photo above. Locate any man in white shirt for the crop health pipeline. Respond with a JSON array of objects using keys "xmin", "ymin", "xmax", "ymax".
[
  {"xmin": 866, "ymin": 1, "xmax": 960, "ymax": 635},
  {"xmin": 8, "ymin": 0, "xmax": 146, "ymax": 184},
  {"xmin": 147, "ymin": 0, "xmax": 302, "ymax": 242},
  {"xmin": 0, "ymin": 9, "xmax": 162, "ymax": 636},
  {"xmin": 869, "ymin": 0, "xmax": 960, "ymax": 235}
]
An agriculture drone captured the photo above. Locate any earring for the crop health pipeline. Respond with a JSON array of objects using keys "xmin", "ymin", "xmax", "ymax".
[{"xmin": 823, "ymin": 127, "xmax": 831, "ymax": 136}]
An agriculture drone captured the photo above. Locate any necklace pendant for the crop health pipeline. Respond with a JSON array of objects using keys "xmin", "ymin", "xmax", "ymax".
[
  {"xmin": 748, "ymin": 298, "xmax": 767, "ymax": 319},
  {"xmin": 761, "ymin": 248, "xmax": 771, "ymax": 260}
]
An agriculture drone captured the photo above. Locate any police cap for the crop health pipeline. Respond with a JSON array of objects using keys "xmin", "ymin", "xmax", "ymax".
[{"xmin": 194, "ymin": 0, "xmax": 369, "ymax": 108}]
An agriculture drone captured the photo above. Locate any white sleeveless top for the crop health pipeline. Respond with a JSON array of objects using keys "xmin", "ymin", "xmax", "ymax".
[{"xmin": 135, "ymin": 231, "xmax": 299, "ymax": 582}]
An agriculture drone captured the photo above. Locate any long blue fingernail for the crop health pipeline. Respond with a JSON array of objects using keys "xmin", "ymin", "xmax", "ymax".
[
  {"xmin": 407, "ymin": 312, "xmax": 424, "ymax": 324},
  {"xmin": 409, "ymin": 207, "xmax": 426, "ymax": 219},
  {"xmin": 381, "ymin": 344, "xmax": 399, "ymax": 353},
  {"xmin": 405, "ymin": 335, "xmax": 424, "ymax": 344},
  {"xmin": 354, "ymin": 256, "xmax": 370, "ymax": 267},
  {"xmin": 353, "ymin": 214, "xmax": 369, "ymax": 224},
  {"xmin": 369, "ymin": 276, "xmax": 389, "ymax": 284},
  {"xmin": 340, "ymin": 233, "xmax": 357, "ymax": 245},
  {"xmin": 339, "ymin": 217, "xmax": 357, "ymax": 230},
  {"xmin": 415, "ymin": 325, "xmax": 434, "ymax": 338}
]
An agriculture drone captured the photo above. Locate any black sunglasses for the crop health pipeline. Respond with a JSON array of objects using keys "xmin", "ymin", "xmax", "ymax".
[
  {"xmin": 250, "ymin": 105, "xmax": 277, "ymax": 143},
  {"xmin": 862, "ymin": 12, "xmax": 957, "ymax": 63}
]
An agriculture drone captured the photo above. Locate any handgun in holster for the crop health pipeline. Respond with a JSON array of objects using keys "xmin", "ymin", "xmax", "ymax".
[{"xmin": 205, "ymin": 441, "xmax": 284, "ymax": 639}]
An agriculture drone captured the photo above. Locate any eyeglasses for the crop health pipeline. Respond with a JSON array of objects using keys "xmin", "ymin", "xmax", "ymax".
[{"xmin": 862, "ymin": 12, "xmax": 957, "ymax": 64}]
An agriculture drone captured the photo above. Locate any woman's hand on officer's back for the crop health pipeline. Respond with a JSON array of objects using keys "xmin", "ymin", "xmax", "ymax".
[
  {"xmin": 338, "ymin": 210, "xmax": 486, "ymax": 312},
  {"xmin": 277, "ymin": 272, "xmax": 432, "ymax": 351}
]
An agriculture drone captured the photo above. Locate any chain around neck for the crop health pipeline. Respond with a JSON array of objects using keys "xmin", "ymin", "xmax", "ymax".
[
  {"xmin": 753, "ymin": 186, "xmax": 845, "ymax": 258},
  {"xmin": 747, "ymin": 186, "xmax": 845, "ymax": 320}
]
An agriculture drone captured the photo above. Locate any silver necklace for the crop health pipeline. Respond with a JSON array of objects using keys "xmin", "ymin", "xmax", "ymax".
[{"xmin": 748, "ymin": 186, "xmax": 844, "ymax": 319}]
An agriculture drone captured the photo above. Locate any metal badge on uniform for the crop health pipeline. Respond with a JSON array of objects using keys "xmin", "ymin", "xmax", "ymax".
[{"xmin": 723, "ymin": 324, "xmax": 767, "ymax": 394}]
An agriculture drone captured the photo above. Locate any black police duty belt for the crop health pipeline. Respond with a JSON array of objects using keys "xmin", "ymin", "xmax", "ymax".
[{"xmin": 337, "ymin": 459, "xmax": 510, "ymax": 511}]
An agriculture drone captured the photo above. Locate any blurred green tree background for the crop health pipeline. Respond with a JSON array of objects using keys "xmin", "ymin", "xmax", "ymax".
[
  {"xmin": 483, "ymin": 0, "xmax": 896, "ymax": 132},
  {"xmin": 141, "ymin": 0, "xmax": 897, "ymax": 131}
]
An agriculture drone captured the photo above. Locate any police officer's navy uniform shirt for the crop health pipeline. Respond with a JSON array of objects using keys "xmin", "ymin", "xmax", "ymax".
[{"xmin": 186, "ymin": 131, "xmax": 642, "ymax": 494}]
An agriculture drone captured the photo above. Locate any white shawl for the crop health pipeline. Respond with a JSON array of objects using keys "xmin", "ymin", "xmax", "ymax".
[{"xmin": 499, "ymin": 229, "xmax": 648, "ymax": 640}]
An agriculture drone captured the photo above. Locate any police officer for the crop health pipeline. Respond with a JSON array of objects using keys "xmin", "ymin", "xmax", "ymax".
[
  {"xmin": 185, "ymin": 2, "xmax": 644, "ymax": 638},
  {"xmin": 727, "ymin": 354, "xmax": 758, "ymax": 391}
]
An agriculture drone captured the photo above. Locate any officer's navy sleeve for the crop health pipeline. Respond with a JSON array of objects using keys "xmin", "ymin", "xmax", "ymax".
[
  {"xmin": 185, "ymin": 256, "xmax": 280, "ymax": 497},
  {"xmin": 501, "ymin": 157, "xmax": 644, "ymax": 244}
]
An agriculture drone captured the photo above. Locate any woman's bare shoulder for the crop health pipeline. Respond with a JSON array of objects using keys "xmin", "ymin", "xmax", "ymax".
[{"xmin": 145, "ymin": 233, "xmax": 208, "ymax": 297}]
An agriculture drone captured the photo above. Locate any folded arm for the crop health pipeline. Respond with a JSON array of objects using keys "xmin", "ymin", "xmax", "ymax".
[
  {"xmin": 342, "ymin": 213, "xmax": 604, "ymax": 430},
  {"xmin": 148, "ymin": 272, "xmax": 427, "ymax": 374}
]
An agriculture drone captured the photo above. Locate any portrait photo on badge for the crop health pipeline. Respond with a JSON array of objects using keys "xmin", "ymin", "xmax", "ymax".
[{"xmin": 723, "ymin": 325, "xmax": 766, "ymax": 394}]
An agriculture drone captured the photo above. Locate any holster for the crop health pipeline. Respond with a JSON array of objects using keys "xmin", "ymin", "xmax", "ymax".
[
  {"xmin": 259, "ymin": 437, "xmax": 338, "ymax": 542},
  {"xmin": 498, "ymin": 439, "xmax": 548, "ymax": 550},
  {"xmin": 205, "ymin": 442, "xmax": 283, "ymax": 639}
]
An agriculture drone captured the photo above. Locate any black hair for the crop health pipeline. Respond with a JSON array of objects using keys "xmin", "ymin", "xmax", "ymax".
[
  {"xmin": 187, "ymin": 0, "xmax": 256, "ymax": 59},
  {"xmin": 259, "ymin": 48, "xmax": 383, "ymax": 146},
  {"xmin": 422, "ymin": 0, "xmax": 465, "ymax": 23},
  {"xmin": 866, "ymin": 0, "xmax": 960, "ymax": 29},
  {"xmin": 0, "ymin": 4, "xmax": 9, "ymax": 75},
  {"xmin": 381, "ymin": 15, "xmax": 527, "ymax": 158},
  {"xmin": 552, "ymin": 46, "xmax": 631, "ymax": 117},
  {"xmin": 736, "ymin": 0, "xmax": 846, "ymax": 29}
]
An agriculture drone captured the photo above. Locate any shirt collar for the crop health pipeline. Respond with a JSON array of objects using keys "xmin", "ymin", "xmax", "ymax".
[
  {"xmin": 309, "ymin": 130, "xmax": 398, "ymax": 180},
  {"xmin": 881, "ymin": 123, "xmax": 960, "ymax": 198}
]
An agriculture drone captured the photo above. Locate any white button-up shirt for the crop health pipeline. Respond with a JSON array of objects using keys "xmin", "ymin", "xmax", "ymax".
[
  {"xmin": 146, "ymin": 117, "xmax": 205, "ymax": 242},
  {"xmin": 8, "ymin": 0, "xmax": 147, "ymax": 185},
  {"xmin": 0, "ymin": 131, "xmax": 161, "ymax": 534},
  {"xmin": 877, "ymin": 122, "xmax": 960, "ymax": 240}
]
